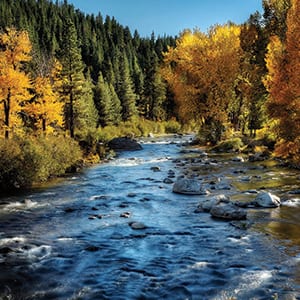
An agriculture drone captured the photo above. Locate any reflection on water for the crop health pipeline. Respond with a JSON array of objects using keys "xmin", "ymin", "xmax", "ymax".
[{"xmin": 253, "ymin": 206, "xmax": 300, "ymax": 252}]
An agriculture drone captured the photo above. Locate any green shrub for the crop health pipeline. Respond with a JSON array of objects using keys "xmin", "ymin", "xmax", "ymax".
[
  {"xmin": 163, "ymin": 119, "xmax": 181, "ymax": 133},
  {"xmin": 0, "ymin": 138, "xmax": 24, "ymax": 189},
  {"xmin": 212, "ymin": 137, "xmax": 244, "ymax": 152},
  {"xmin": 0, "ymin": 135, "xmax": 82, "ymax": 190}
]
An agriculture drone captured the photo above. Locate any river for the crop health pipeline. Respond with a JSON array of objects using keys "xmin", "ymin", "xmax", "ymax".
[{"xmin": 0, "ymin": 135, "xmax": 299, "ymax": 299}]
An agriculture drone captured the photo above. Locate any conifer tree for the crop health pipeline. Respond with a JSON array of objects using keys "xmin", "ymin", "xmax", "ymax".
[
  {"xmin": 108, "ymin": 83, "xmax": 122, "ymax": 125},
  {"xmin": 58, "ymin": 17, "xmax": 85, "ymax": 138},
  {"xmin": 117, "ymin": 52, "xmax": 137, "ymax": 121},
  {"xmin": 76, "ymin": 71, "xmax": 98, "ymax": 131},
  {"xmin": 94, "ymin": 72, "xmax": 122, "ymax": 127}
]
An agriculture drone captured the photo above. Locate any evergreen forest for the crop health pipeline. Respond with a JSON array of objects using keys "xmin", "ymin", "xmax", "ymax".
[{"xmin": 0, "ymin": 0, "xmax": 299, "ymax": 190}]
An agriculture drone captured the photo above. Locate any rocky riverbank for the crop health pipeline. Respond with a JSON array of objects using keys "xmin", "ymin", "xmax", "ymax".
[{"xmin": 162, "ymin": 145, "xmax": 300, "ymax": 227}]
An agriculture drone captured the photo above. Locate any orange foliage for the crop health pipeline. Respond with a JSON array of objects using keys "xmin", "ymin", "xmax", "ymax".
[{"xmin": 264, "ymin": 0, "xmax": 300, "ymax": 164}]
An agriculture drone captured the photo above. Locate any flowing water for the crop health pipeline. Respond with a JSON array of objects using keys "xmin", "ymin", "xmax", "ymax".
[{"xmin": 0, "ymin": 135, "xmax": 300, "ymax": 300}]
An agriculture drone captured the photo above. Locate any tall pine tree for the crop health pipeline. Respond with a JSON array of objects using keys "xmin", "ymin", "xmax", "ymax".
[{"xmin": 58, "ymin": 17, "xmax": 85, "ymax": 138}]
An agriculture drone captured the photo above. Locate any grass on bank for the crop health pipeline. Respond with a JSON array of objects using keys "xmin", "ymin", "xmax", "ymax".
[{"xmin": 0, "ymin": 119, "xmax": 182, "ymax": 190}]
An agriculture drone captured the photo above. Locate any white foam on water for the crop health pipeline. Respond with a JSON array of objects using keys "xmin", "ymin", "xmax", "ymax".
[
  {"xmin": 110, "ymin": 157, "xmax": 169, "ymax": 167},
  {"xmin": 0, "ymin": 236, "xmax": 26, "ymax": 247},
  {"xmin": 89, "ymin": 195, "xmax": 110, "ymax": 201},
  {"xmin": 3, "ymin": 199, "xmax": 40, "ymax": 212},
  {"xmin": 227, "ymin": 235, "xmax": 250, "ymax": 246},
  {"xmin": 189, "ymin": 261, "xmax": 211, "ymax": 269},
  {"xmin": 26, "ymin": 245, "xmax": 52, "ymax": 260},
  {"xmin": 57, "ymin": 237, "xmax": 74, "ymax": 242},
  {"xmin": 110, "ymin": 158, "xmax": 144, "ymax": 167},
  {"xmin": 282, "ymin": 198, "xmax": 300, "ymax": 207}
]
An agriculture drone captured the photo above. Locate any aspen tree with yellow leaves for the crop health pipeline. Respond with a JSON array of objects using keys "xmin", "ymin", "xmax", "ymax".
[
  {"xmin": 0, "ymin": 28, "xmax": 32, "ymax": 138},
  {"xmin": 162, "ymin": 24, "xmax": 241, "ymax": 143},
  {"xmin": 24, "ymin": 67, "xmax": 63, "ymax": 133}
]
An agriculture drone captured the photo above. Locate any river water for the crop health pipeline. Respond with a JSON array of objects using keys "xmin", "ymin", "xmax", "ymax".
[{"xmin": 0, "ymin": 135, "xmax": 299, "ymax": 300}]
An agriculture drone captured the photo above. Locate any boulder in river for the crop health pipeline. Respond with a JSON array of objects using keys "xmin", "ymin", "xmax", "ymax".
[
  {"xmin": 254, "ymin": 192, "xmax": 281, "ymax": 208},
  {"xmin": 195, "ymin": 194, "xmax": 230, "ymax": 213},
  {"xmin": 173, "ymin": 178, "xmax": 209, "ymax": 195},
  {"xmin": 210, "ymin": 203, "xmax": 247, "ymax": 220},
  {"xmin": 108, "ymin": 137, "xmax": 142, "ymax": 151}
]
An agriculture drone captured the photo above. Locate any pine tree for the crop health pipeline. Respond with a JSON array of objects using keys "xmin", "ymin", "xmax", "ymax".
[
  {"xmin": 76, "ymin": 71, "xmax": 98, "ymax": 131},
  {"xmin": 58, "ymin": 17, "xmax": 85, "ymax": 138},
  {"xmin": 94, "ymin": 72, "xmax": 122, "ymax": 127},
  {"xmin": 117, "ymin": 52, "xmax": 137, "ymax": 121}
]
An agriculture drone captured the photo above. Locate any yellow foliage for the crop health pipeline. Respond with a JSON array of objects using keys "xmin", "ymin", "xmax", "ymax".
[
  {"xmin": 162, "ymin": 24, "xmax": 241, "ymax": 124},
  {"xmin": 25, "ymin": 75, "xmax": 63, "ymax": 133},
  {"xmin": 0, "ymin": 28, "xmax": 32, "ymax": 138}
]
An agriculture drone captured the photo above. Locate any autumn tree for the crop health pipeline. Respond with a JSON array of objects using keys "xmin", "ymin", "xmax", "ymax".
[
  {"xmin": 0, "ymin": 28, "xmax": 32, "ymax": 138},
  {"xmin": 162, "ymin": 25, "xmax": 241, "ymax": 143},
  {"xmin": 263, "ymin": 0, "xmax": 291, "ymax": 41},
  {"xmin": 22, "ymin": 56, "xmax": 64, "ymax": 133},
  {"xmin": 264, "ymin": 0, "xmax": 300, "ymax": 164},
  {"xmin": 235, "ymin": 14, "xmax": 268, "ymax": 136}
]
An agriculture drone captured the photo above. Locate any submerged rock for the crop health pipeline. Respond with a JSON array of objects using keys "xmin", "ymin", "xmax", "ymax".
[
  {"xmin": 173, "ymin": 178, "xmax": 209, "ymax": 195},
  {"xmin": 254, "ymin": 192, "xmax": 281, "ymax": 208},
  {"xmin": 129, "ymin": 222, "xmax": 147, "ymax": 230},
  {"xmin": 163, "ymin": 178, "xmax": 174, "ymax": 184}
]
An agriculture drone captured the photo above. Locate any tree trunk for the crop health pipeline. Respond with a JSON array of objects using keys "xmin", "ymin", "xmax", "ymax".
[
  {"xmin": 69, "ymin": 91, "xmax": 74, "ymax": 138},
  {"xmin": 4, "ymin": 88, "xmax": 11, "ymax": 139}
]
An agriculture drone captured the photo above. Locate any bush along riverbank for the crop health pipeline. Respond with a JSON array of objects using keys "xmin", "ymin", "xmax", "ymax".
[{"xmin": 0, "ymin": 119, "xmax": 183, "ymax": 192}]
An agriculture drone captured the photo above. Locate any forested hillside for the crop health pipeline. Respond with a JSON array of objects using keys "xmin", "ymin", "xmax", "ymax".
[
  {"xmin": 0, "ymin": 0, "xmax": 299, "ymax": 190},
  {"xmin": 0, "ymin": 0, "xmax": 177, "ymax": 131}
]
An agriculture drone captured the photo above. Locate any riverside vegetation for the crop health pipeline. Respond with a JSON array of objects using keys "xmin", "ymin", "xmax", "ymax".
[{"xmin": 0, "ymin": 0, "xmax": 299, "ymax": 190}]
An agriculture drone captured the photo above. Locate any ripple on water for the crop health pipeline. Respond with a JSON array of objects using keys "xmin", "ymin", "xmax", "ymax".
[{"xmin": 1, "ymin": 136, "xmax": 300, "ymax": 299}]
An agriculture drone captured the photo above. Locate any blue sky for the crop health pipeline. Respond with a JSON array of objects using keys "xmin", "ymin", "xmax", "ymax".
[{"xmin": 68, "ymin": 0, "xmax": 263, "ymax": 37}]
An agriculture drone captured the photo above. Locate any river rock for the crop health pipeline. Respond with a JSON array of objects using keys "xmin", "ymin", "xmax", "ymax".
[
  {"xmin": 248, "ymin": 150, "xmax": 270, "ymax": 162},
  {"xmin": 120, "ymin": 212, "xmax": 131, "ymax": 218},
  {"xmin": 210, "ymin": 203, "xmax": 247, "ymax": 220},
  {"xmin": 232, "ymin": 156, "xmax": 245, "ymax": 162},
  {"xmin": 196, "ymin": 195, "xmax": 230, "ymax": 213},
  {"xmin": 254, "ymin": 192, "xmax": 281, "ymax": 208},
  {"xmin": 172, "ymin": 178, "xmax": 209, "ymax": 195},
  {"xmin": 108, "ymin": 137, "xmax": 142, "ymax": 151},
  {"xmin": 151, "ymin": 166, "xmax": 161, "ymax": 172},
  {"xmin": 129, "ymin": 222, "xmax": 147, "ymax": 230},
  {"xmin": 163, "ymin": 178, "xmax": 174, "ymax": 184}
]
